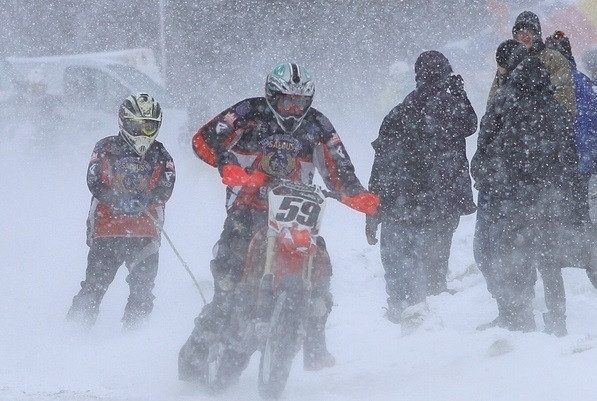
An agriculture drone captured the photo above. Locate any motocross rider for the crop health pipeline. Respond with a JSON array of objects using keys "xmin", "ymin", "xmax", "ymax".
[
  {"xmin": 67, "ymin": 93, "xmax": 176, "ymax": 330},
  {"xmin": 179, "ymin": 63, "xmax": 379, "ymax": 379}
]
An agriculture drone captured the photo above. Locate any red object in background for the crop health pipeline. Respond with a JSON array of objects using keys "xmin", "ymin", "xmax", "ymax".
[{"xmin": 543, "ymin": 6, "xmax": 597, "ymax": 57}]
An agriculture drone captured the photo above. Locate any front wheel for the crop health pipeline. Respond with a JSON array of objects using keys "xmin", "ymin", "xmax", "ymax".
[{"xmin": 258, "ymin": 283, "xmax": 306, "ymax": 399}]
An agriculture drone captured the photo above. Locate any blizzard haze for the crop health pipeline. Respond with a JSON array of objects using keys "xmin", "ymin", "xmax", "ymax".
[{"xmin": 1, "ymin": 1, "xmax": 597, "ymax": 400}]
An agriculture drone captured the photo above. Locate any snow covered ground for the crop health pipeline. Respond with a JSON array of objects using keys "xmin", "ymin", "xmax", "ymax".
[{"xmin": 1, "ymin": 107, "xmax": 596, "ymax": 401}]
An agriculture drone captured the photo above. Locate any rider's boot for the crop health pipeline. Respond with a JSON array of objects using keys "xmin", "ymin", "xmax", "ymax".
[
  {"xmin": 303, "ymin": 321, "xmax": 336, "ymax": 370},
  {"xmin": 303, "ymin": 294, "xmax": 336, "ymax": 371},
  {"xmin": 178, "ymin": 323, "xmax": 209, "ymax": 382},
  {"xmin": 178, "ymin": 263, "xmax": 237, "ymax": 382}
]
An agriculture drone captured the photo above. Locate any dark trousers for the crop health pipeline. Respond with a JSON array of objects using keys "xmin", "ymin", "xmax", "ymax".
[
  {"xmin": 558, "ymin": 172, "xmax": 594, "ymax": 268},
  {"xmin": 474, "ymin": 190, "xmax": 500, "ymax": 298},
  {"xmin": 489, "ymin": 193, "xmax": 566, "ymax": 330},
  {"xmin": 67, "ymin": 237, "xmax": 159, "ymax": 328},
  {"xmin": 569, "ymin": 171, "xmax": 592, "ymax": 226},
  {"xmin": 424, "ymin": 215, "xmax": 460, "ymax": 295},
  {"xmin": 380, "ymin": 215, "xmax": 459, "ymax": 309},
  {"xmin": 211, "ymin": 205, "xmax": 268, "ymax": 288},
  {"xmin": 489, "ymin": 214, "xmax": 538, "ymax": 329}
]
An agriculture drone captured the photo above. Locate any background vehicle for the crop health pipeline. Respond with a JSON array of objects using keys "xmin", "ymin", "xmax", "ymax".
[
  {"xmin": 0, "ymin": 58, "xmax": 24, "ymax": 145},
  {"xmin": 0, "ymin": 58, "xmax": 17, "ymax": 104},
  {"xmin": 6, "ymin": 49, "xmax": 187, "ymax": 145}
]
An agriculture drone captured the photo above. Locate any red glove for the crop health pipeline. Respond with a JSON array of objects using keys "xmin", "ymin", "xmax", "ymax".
[
  {"xmin": 221, "ymin": 164, "xmax": 268, "ymax": 187},
  {"xmin": 341, "ymin": 192, "xmax": 380, "ymax": 216}
]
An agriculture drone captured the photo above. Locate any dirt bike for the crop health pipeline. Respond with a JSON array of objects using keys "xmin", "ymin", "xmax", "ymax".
[{"xmin": 204, "ymin": 179, "xmax": 336, "ymax": 399}]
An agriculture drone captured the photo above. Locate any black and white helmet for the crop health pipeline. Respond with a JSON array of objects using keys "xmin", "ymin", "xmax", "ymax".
[
  {"xmin": 118, "ymin": 93, "xmax": 162, "ymax": 157},
  {"xmin": 265, "ymin": 63, "xmax": 315, "ymax": 133}
]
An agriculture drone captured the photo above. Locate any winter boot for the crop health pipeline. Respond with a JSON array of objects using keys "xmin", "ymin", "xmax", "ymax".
[
  {"xmin": 383, "ymin": 299, "xmax": 406, "ymax": 324},
  {"xmin": 121, "ymin": 295, "xmax": 154, "ymax": 331},
  {"xmin": 476, "ymin": 316, "xmax": 506, "ymax": 331},
  {"xmin": 426, "ymin": 283, "xmax": 446, "ymax": 297},
  {"xmin": 584, "ymin": 231, "xmax": 597, "ymax": 289},
  {"xmin": 303, "ymin": 314, "xmax": 335, "ymax": 371},
  {"xmin": 303, "ymin": 349, "xmax": 336, "ymax": 371},
  {"xmin": 178, "ymin": 329, "xmax": 209, "ymax": 382},
  {"xmin": 121, "ymin": 312, "xmax": 148, "ymax": 331},
  {"xmin": 66, "ymin": 293, "xmax": 102, "ymax": 329},
  {"xmin": 476, "ymin": 301, "xmax": 508, "ymax": 331},
  {"xmin": 303, "ymin": 336, "xmax": 336, "ymax": 371},
  {"xmin": 543, "ymin": 312, "xmax": 567, "ymax": 337},
  {"xmin": 504, "ymin": 304, "xmax": 536, "ymax": 333},
  {"xmin": 400, "ymin": 301, "xmax": 430, "ymax": 336},
  {"xmin": 587, "ymin": 253, "xmax": 597, "ymax": 289},
  {"xmin": 588, "ymin": 267, "xmax": 597, "ymax": 290}
]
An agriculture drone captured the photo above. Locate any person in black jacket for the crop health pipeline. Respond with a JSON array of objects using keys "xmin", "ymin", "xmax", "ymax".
[
  {"xmin": 366, "ymin": 51, "xmax": 477, "ymax": 328},
  {"xmin": 472, "ymin": 39, "xmax": 527, "ymax": 331},
  {"xmin": 472, "ymin": 57, "xmax": 577, "ymax": 336}
]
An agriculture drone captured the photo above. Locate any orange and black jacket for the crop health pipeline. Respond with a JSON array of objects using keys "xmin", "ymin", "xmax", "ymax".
[
  {"xmin": 192, "ymin": 97, "xmax": 365, "ymax": 210},
  {"xmin": 86, "ymin": 135, "xmax": 175, "ymax": 243}
]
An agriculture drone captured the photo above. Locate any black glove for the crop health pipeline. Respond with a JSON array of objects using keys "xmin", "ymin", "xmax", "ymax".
[
  {"xmin": 447, "ymin": 74, "xmax": 465, "ymax": 97},
  {"xmin": 115, "ymin": 193, "xmax": 151, "ymax": 215},
  {"xmin": 365, "ymin": 215, "xmax": 380, "ymax": 245}
]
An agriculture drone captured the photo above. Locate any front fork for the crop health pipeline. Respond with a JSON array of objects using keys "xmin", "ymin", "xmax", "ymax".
[{"xmin": 255, "ymin": 235, "xmax": 314, "ymax": 337}]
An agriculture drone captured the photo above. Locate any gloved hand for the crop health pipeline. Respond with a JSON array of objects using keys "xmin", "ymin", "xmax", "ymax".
[
  {"xmin": 365, "ymin": 215, "xmax": 380, "ymax": 245},
  {"xmin": 340, "ymin": 191, "xmax": 380, "ymax": 216},
  {"xmin": 115, "ymin": 193, "xmax": 151, "ymax": 215},
  {"xmin": 221, "ymin": 164, "xmax": 268, "ymax": 187},
  {"xmin": 447, "ymin": 74, "xmax": 465, "ymax": 97}
]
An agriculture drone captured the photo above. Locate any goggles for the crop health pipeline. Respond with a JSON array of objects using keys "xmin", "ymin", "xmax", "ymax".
[
  {"xmin": 272, "ymin": 94, "xmax": 312, "ymax": 117},
  {"xmin": 123, "ymin": 118, "xmax": 160, "ymax": 137}
]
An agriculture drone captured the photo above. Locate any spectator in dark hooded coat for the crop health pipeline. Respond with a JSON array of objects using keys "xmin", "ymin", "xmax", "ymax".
[
  {"xmin": 366, "ymin": 50, "xmax": 477, "ymax": 327},
  {"xmin": 471, "ymin": 39, "xmax": 527, "ymax": 331},
  {"xmin": 473, "ymin": 56, "xmax": 577, "ymax": 336}
]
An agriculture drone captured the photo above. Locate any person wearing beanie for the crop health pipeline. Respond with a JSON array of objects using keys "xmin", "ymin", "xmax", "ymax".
[
  {"xmin": 546, "ymin": 30, "xmax": 597, "ymax": 290},
  {"xmin": 486, "ymin": 11, "xmax": 576, "ymax": 116},
  {"xmin": 367, "ymin": 51, "xmax": 477, "ymax": 331}
]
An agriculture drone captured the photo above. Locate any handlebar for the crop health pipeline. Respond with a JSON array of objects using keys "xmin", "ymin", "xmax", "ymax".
[{"xmin": 321, "ymin": 189, "xmax": 343, "ymax": 201}]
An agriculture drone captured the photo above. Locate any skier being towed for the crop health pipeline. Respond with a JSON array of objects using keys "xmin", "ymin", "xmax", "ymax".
[{"xmin": 179, "ymin": 63, "xmax": 379, "ymax": 378}]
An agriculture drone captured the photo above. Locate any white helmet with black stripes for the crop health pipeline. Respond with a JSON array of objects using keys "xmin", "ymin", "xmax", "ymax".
[{"xmin": 265, "ymin": 63, "xmax": 315, "ymax": 133}]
